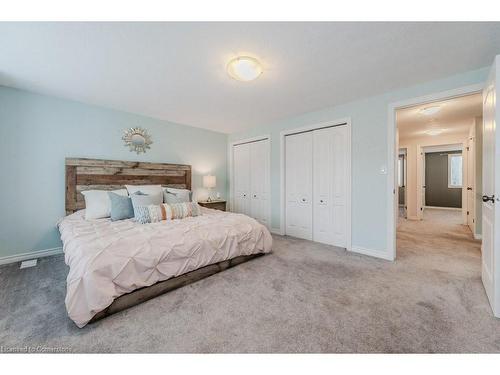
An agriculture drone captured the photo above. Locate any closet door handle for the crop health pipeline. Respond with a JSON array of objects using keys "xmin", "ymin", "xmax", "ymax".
[
  {"xmin": 319, "ymin": 199, "xmax": 324, "ymax": 203},
  {"xmin": 253, "ymin": 194, "xmax": 257, "ymax": 198},
  {"xmin": 301, "ymin": 198, "xmax": 306, "ymax": 203},
  {"xmin": 467, "ymin": 187, "xmax": 472, "ymax": 191}
]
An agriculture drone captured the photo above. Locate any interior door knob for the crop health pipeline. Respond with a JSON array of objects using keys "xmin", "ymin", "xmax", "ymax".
[
  {"xmin": 482, "ymin": 194, "xmax": 495, "ymax": 203},
  {"xmin": 467, "ymin": 187, "xmax": 473, "ymax": 191}
]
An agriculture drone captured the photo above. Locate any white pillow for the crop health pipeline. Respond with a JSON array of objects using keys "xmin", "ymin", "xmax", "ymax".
[
  {"xmin": 163, "ymin": 187, "xmax": 192, "ymax": 204},
  {"xmin": 125, "ymin": 185, "xmax": 163, "ymax": 205},
  {"xmin": 81, "ymin": 189, "xmax": 128, "ymax": 220}
]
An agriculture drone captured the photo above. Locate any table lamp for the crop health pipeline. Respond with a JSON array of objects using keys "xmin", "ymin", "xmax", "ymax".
[{"xmin": 203, "ymin": 175, "xmax": 216, "ymax": 202}]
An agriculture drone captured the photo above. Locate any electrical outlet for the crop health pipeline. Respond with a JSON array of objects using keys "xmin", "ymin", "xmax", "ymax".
[{"xmin": 20, "ymin": 259, "xmax": 37, "ymax": 269}]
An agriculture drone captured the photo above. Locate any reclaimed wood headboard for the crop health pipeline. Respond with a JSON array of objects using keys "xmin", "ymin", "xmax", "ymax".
[{"xmin": 65, "ymin": 158, "xmax": 191, "ymax": 214}]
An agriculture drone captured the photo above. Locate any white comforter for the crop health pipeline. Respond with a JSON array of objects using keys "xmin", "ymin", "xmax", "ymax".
[{"xmin": 58, "ymin": 208, "xmax": 272, "ymax": 328}]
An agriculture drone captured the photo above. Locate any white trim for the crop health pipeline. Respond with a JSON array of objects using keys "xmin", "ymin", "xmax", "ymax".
[
  {"xmin": 279, "ymin": 117, "xmax": 352, "ymax": 250},
  {"xmin": 270, "ymin": 227, "xmax": 283, "ymax": 235},
  {"xmin": 474, "ymin": 233, "xmax": 483, "ymax": 240},
  {"xmin": 0, "ymin": 247, "xmax": 63, "ymax": 266},
  {"xmin": 422, "ymin": 143, "xmax": 463, "ymax": 153},
  {"xmin": 424, "ymin": 205, "xmax": 462, "ymax": 211},
  {"xmin": 387, "ymin": 83, "xmax": 484, "ymax": 261},
  {"xmin": 228, "ymin": 134, "xmax": 271, "ymax": 228},
  {"xmin": 350, "ymin": 246, "xmax": 394, "ymax": 261}
]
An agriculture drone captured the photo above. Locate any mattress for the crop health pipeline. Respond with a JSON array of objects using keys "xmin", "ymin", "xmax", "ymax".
[{"xmin": 57, "ymin": 207, "xmax": 272, "ymax": 327}]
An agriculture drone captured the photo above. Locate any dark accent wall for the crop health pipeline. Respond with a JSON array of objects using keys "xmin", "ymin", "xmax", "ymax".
[
  {"xmin": 425, "ymin": 151, "xmax": 462, "ymax": 208},
  {"xmin": 399, "ymin": 187, "xmax": 405, "ymax": 205}
]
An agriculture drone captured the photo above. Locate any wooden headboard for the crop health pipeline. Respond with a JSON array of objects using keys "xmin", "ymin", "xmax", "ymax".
[{"xmin": 65, "ymin": 158, "xmax": 192, "ymax": 214}]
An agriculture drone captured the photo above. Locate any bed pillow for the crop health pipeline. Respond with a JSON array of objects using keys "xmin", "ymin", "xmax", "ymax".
[
  {"xmin": 135, "ymin": 202, "xmax": 202, "ymax": 224},
  {"xmin": 163, "ymin": 188, "xmax": 192, "ymax": 204},
  {"xmin": 108, "ymin": 192, "xmax": 134, "ymax": 221},
  {"xmin": 125, "ymin": 185, "xmax": 163, "ymax": 205},
  {"xmin": 81, "ymin": 189, "xmax": 128, "ymax": 220},
  {"xmin": 130, "ymin": 191, "xmax": 158, "ymax": 217}
]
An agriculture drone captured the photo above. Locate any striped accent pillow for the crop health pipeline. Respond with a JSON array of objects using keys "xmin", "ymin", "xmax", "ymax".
[{"xmin": 134, "ymin": 202, "xmax": 202, "ymax": 224}]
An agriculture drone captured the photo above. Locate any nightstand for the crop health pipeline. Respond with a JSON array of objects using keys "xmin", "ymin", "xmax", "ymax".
[{"xmin": 198, "ymin": 200, "xmax": 226, "ymax": 211}]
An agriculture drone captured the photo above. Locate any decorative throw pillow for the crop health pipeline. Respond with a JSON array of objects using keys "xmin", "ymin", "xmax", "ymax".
[
  {"xmin": 163, "ymin": 188, "xmax": 192, "ymax": 204},
  {"xmin": 134, "ymin": 202, "xmax": 202, "ymax": 224},
  {"xmin": 125, "ymin": 185, "xmax": 163, "ymax": 205},
  {"xmin": 81, "ymin": 189, "xmax": 128, "ymax": 220},
  {"xmin": 108, "ymin": 192, "xmax": 134, "ymax": 221},
  {"xmin": 130, "ymin": 191, "xmax": 158, "ymax": 217}
]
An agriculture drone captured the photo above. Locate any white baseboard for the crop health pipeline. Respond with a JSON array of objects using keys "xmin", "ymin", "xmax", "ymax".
[
  {"xmin": 270, "ymin": 227, "xmax": 284, "ymax": 235},
  {"xmin": 0, "ymin": 247, "xmax": 63, "ymax": 266},
  {"xmin": 350, "ymin": 246, "xmax": 394, "ymax": 261}
]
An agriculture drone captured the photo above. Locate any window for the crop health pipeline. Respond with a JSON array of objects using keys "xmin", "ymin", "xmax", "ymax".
[
  {"xmin": 448, "ymin": 153, "xmax": 463, "ymax": 188},
  {"xmin": 398, "ymin": 155, "xmax": 405, "ymax": 187}
]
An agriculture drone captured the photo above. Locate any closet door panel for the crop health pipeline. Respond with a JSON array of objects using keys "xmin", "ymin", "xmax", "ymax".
[
  {"xmin": 313, "ymin": 127, "xmax": 334, "ymax": 245},
  {"xmin": 331, "ymin": 125, "xmax": 348, "ymax": 248},
  {"xmin": 285, "ymin": 132, "xmax": 313, "ymax": 240},
  {"xmin": 250, "ymin": 139, "xmax": 269, "ymax": 226},
  {"xmin": 233, "ymin": 143, "xmax": 250, "ymax": 215}
]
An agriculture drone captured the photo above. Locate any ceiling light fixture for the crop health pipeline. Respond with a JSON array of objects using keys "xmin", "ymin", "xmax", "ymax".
[
  {"xmin": 226, "ymin": 56, "xmax": 263, "ymax": 82},
  {"xmin": 419, "ymin": 105, "xmax": 441, "ymax": 116},
  {"xmin": 425, "ymin": 129, "xmax": 444, "ymax": 136}
]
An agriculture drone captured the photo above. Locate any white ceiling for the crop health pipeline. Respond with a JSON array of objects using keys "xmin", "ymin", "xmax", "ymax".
[
  {"xmin": 397, "ymin": 93, "xmax": 483, "ymax": 140},
  {"xmin": 1, "ymin": 22, "xmax": 499, "ymax": 134}
]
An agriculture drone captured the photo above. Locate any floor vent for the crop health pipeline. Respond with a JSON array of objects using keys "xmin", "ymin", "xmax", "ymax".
[{"xmin": 20, "ymin": 259, "xmax": 37, "ymax": 269}]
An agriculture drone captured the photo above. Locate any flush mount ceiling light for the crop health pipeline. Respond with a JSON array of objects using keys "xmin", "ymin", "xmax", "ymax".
[
  {"xmin": 419, "ymin": 105, "xmax": 441, "ymax": 116},
  {"xmin": 425, "ymin": 129, "xmax": 444, "ymax": 136},
  {"xmin": 226, "ymin": 56, "xmax": 263, "ymax": 82}
]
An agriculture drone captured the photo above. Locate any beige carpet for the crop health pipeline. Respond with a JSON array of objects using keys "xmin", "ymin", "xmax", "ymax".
[{"xmin": 0, "ymin": 208, "xmax": 499, "ymax": 353}]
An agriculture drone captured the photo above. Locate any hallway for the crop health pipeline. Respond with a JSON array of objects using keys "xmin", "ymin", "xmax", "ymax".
[{"xmin": 395, "ymin": 207, "xmax": 500, "ymax": 351}]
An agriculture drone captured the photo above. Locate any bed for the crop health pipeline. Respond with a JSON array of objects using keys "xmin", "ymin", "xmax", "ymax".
[{"xmin": 59, "ymin": 158, "xmax": 272, "ymax": 328}]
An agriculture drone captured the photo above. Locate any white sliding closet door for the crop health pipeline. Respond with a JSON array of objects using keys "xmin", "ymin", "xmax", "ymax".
[
  {"xmin": 233, "ymin": 143, "xmax": 250, "ymax": 216},
  {"xmin": 312, "ymin": 126, "xmax": 348, "ymax": 247},
  {"xmin": 330, "ymin": 125, "xmax": 348, "ymax": 247},
  {"xmin": 250, "ymin": 139, "xmax": 270, "ymax": 227},
  {"xmin": 285, "ymin": 132, "xmax": 313, "ymax": 240},
  {"xmin": 313, "ymin": 127, "xmax": 334, "ymax": 245}
]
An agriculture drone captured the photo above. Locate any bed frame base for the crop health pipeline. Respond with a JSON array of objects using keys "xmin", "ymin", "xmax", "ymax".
[{"xmin": 88, "ymin": 253, "xmax": 265, "ymax": 324}]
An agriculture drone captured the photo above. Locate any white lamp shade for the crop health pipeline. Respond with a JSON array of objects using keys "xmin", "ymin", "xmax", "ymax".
[{"xmin": 203, "ymin": 175, "xmax": 216, "ymax": 189}]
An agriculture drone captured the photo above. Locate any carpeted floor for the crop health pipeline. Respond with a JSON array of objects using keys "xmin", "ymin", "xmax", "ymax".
[{"xmin": 1, "ymin": 208, "xmax": 499, "ymax": 353}]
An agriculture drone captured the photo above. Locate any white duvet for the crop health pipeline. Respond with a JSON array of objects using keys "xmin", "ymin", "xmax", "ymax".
[{"xmin": 58, "ymin": 208, "xmax": 272, "ymax": 328}]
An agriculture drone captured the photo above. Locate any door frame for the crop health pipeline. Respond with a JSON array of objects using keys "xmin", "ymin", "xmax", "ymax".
[
  {"xmin": 228, "ymin": 134, "xmax": 271, "ymax": 228},
  {"xmin": 279, "ymin": 117, "xmax": 352, "ymax": 251},
  {"xmin": 387, "ymin": 83, "xmax": 484, "ymax": 260}
]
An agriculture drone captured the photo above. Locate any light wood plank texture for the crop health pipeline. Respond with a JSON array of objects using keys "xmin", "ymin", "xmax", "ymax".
[{"xmin": 65, "ymin": 158, "xmax": 191, "ymax": 214}]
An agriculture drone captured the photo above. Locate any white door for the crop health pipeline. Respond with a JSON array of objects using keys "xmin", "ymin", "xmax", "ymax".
[
  {"xmin": 233, "ymin": 143, "xmax": 250, "ymax": 216},
  {"xmin": 331, "ymin": 125, "xmax": 348, "ymax": 247},
  {"xmin": 285, "ymin": 132, "xmax": 313, "ymax": 240},
  {"xmin": 313, "ymin": 127, "xmax": 334, "ymax": 245},
  {"xmin": 482, "ymin": 55, "xmax": 500, "ymax": 318},
  {"xmin": 250, "ymin": 139, "xmax": 270, "ymax": 227},
  {"xmin": 467, "ymin": 137, "xmax": 475, "ymax": 230}
]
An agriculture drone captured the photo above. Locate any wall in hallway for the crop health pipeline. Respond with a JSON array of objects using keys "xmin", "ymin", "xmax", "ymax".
[{"xmin": 474, "ymin": 116, "xmax": 483, "ymax": 236}]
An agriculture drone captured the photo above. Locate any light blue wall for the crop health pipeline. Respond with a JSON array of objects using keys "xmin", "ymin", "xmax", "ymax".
[
  {"xmin": 0, "ymin": 86, "xmax": 228, "ymax": 258},
  {"xmin": 229, "ymin": 67, "xmax": 489, "ymax": 254}
]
